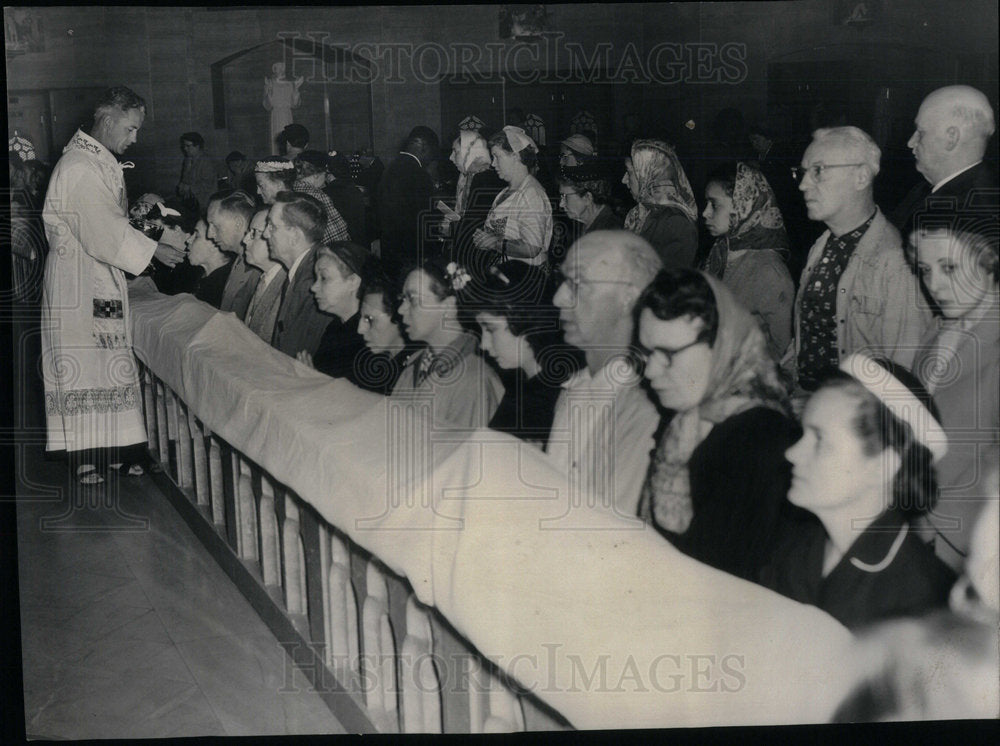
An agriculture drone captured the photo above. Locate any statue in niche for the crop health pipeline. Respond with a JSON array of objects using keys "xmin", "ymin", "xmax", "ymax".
[{"xmin": 263, "ymin": 62, "xmax": 304, "ymax": 154}]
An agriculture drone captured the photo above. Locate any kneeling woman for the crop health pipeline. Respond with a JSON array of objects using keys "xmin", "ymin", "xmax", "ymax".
[
  {"xmin": 636, "ymin": 268, "xmax": 802, "ymax": 582},
  {"xmin": 392, "ymin": 259, "xmax": 504, "ymax": 428},
  {"xmin": 759, "ymin": 354, "xmax": 956, "ymax": 630},
  {"xmin": 473, "ymin": 261, "xmax": 582, "ymax": 448}
]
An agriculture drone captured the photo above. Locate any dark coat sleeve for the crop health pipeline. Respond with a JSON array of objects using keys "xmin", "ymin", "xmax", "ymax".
[
  {"xmin": 677, "ymin": 407, "xmax": 802, "ymax": 581},
  {"xmin": 640, "ymin": 208, "xmax": 699, "ymax": 269},
  {"xmin": 377, "ymin": 158, "xmax": 435, "ymax": 263}
]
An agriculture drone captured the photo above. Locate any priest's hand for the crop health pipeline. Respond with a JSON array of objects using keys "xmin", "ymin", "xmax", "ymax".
[
  {"xmin": 296, "ymin": 350, "xmax": 315, "ymax": 369},
  {"xmin": 154, "ymin": 241, "xmax": 186, "ymax": 268}
]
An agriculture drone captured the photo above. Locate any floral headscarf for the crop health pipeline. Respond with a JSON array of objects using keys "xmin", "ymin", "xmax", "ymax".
[
  {"xmin": 703, "ymin": 162, "xmax": 790, "ymax": 278},
  {"xmin": 624, "ymin": 139, "xmax": 699, "ymax": 232},
  {"xmin": 451, "ymin": 131, "xmax": 492, "ymax": 217},
  {"xmin": 637, "ymin": 271, "xmax": 790, "ymax": 534}
]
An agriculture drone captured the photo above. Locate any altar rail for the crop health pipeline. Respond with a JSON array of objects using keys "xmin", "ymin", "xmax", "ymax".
[{"xmin": 138, "ymin": 364, "xmax": 568, "ymax": 734}]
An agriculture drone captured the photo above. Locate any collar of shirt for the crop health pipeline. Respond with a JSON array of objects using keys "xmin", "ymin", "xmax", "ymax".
[
  {"xmin": 400, "ymin": 151, "xmax": 422, "ymax": 168},
  {"xmin": 560, "ymin": 357, "xmax": 641, "ymax": 392},
  {"xmin": 287, "ymin": 248, "xmax": 311, "ymax": 283},
  {"xmin": 71, "ymin": 128, "xmax": 121, "ymax": 170},
  {"xmin": 257, "ymin": 262, "xmax": 283, "ymax": 290},
  {"xmin": 932, "ymin": 161, "xmax": 982, "ymax": 193},
  {"xmin": 842, "ymin": 509, "xmax": 910, "ymax": 574}
]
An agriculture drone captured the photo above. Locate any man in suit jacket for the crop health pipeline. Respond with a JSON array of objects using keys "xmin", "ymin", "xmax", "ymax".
[
  {"xmin": 892, "ymin": 85, "xmax": 998, "ymax": 238},
  {"xmin": 376, "ymin": 125, "xmax": 439, "ymax": 281},
  {"xmin": 241, "ymin": 207, "xmax": 286, "ymax": 343},
  {"xmin": 208, "ymin": 189, "xmax": 260, "ymax": 321},
  {"xmin": 264, "ymin": 190, "xmax": 333, "ymax": 357}
]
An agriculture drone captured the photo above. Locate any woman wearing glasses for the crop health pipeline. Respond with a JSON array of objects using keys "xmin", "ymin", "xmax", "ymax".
[
  {"xmin": 557, "ymin": 164, "xmax": 623, "ymax": 235},
  {"xmin": 242, "ymin": 207, "xmax": 286, "ymax": 343},
  {"xmin": 635, "ymin": 267, "xmax": 805, "ymax": 582}
]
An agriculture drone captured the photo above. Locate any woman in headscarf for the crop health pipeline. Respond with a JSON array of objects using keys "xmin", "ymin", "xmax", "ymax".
[
  {"xmin": 622, "ymin": 139, "xmax": 699, "ymax": 269},
  {"xmin": 701, "ymin": 161, "xmax": 795, "ymax": 360},
  {"xmin": 447, "ymin": 130, "xmax": 505, "ymax": 271},
  {"xmin": 472, "ymin": 126, "xmax": 553, "ymax": 270},
  {"xmin": 635, "ymin": 267, "xmax": 804, "ymax": 582}
]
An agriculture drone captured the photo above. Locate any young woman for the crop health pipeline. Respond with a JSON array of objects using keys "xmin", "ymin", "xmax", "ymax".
[
  {"xmin": 472, "ymin": 126, "xmax": 553, "ymax": 269},
  {"xmin": 622, "ymin": 139, "xmax": 699, "ymax": 269},
  {"xmin": 635, "ymin": 268, "xmax": 803, "ymax": 582},
  {"xmin": 472, "ymin": 261, "xmax": 581, "ymax": 448},
  {"xmin": 700, "ymin": 161, "xmax": 794, "ymax": 360},
  {"xmin": 759, "ymin": 354, "xmax": 956, "ymax": 629},
  {"xmin": 391, "ymin": 258, "xmax": 504, "ymax": 428},
  {"xmin": 909, "ymin": 213, "xmax": 999, "ymax": 570},
  {"xmin": 355, "ymin": 268, "xmax": 421, "ymax": 395}
]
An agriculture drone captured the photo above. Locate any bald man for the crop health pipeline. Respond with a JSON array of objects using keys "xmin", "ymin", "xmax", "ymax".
[
  {"xmin": 548, "ymin": 230, "xmax": 663, "ymax": 520},
  {"xmin": 892, "ymin": 85, "xmax": 998, "ymax": 237}
]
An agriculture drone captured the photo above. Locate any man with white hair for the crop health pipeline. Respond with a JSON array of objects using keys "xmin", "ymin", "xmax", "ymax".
[
  {"xmin": 548, "ymin": 230, "xmax": 663, "ymax": 519},
  {"xmin": 893, "ymin": 85, "xmax": 998, "ymax": 237},
  {"xmin": 789, "ymin": 126, "xmax": 932, "ymax": 392}
]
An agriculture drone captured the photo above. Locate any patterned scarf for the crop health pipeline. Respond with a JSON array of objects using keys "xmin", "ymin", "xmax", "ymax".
[
  {"xmin": 451, "ymin": 130, "xmax": 492, "ymax": 217},
  {"xmin": 637, "ymin": 273, "xmax": 790, "ymax": 533},
  {"xmin": 703, "ymin": 162, "xmax": 790, "ymax": 279},
  {"xmin": 623, "ymin": 139, "xmax": 698, "ymax": 233}
]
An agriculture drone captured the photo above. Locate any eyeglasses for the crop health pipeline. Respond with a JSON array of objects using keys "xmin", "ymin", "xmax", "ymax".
[
  {"xmin": 641, "ymin": 338, "xmax": 705, "ymax": 367},
  {"xmin": 558, "ymin": 190, "xmax": 579, "ymax": 202},
  {"xmin": 552, "ymin": 269, "xmax": 633, "ymax": 294},
  {"xmin": 790, "ymin": 163, "xmax": 865, "ymax": 183}
]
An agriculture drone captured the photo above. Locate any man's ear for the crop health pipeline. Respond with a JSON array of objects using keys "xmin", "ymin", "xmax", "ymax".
[
  {"xmin": 854, "ymin": 165, "xmax": 875, "ymax": 192},
  {"xmin": 944, "ymin": 124, "xmax": 961, "ymax": 151},
  {"xmin": 348, "ymin": 273, "xmax": 362, "ymax": 294}
]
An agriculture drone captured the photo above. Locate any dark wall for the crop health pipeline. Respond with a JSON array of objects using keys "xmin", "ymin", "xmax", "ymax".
[{"xmin": 6, "ymin": 2, "xmax": 998, "ymax": 199}]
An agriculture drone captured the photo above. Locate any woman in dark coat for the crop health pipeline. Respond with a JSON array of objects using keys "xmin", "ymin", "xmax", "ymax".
[
  {"xmin": 758, "ymin": 354, "xmax": 956, "ymax": 630},
  {"xmin": 622, "ymin": 139, "xmax": 699, "ymax": 269},
  {"xmin": 635, "ymin": 268, "xmax": 803, "ymax": 582}
]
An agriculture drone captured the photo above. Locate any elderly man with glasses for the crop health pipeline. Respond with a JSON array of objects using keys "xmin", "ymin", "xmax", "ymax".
[
  {"xmin": 548, "ymin": 230, "xmax": 663, "ymax": 520},
  {"xmin": 786, "ymin": 126, "xmax": 932, "ymax": 394}
]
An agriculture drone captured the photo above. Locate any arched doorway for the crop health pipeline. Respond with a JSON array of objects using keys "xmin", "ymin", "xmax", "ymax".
[{"xmin": 211, "ymin": 36, "xmax": 374, "ymax": 158}]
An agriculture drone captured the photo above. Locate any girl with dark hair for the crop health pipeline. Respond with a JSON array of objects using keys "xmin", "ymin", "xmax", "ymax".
[
  {"xmin": 635, "ymin": 267, "xmax": 802, "ymax": 582},
  {"xmin": 472, "ymin": 261, "xmax": 582, "ymax": 448},
  {"xmin": 391, "ymin": 258, "xmax": 504, "ymax": 428},
  {"xmin": 909, "ymin": 214, "xmax": 999, "ymax": 570},
  {"xmin": 759, "ymin": 353, "xmax": 956, "ymax": 629},
  {"xmin": 700, "ymin": 162, "xmax": 794, "ymax": 360},
  {"xmin": 355, "ymin": 266, "xmax": 421, "ymax": 394}
]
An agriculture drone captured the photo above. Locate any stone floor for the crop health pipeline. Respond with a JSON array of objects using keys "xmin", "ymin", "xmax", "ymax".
[{"xmin": 13, "ymin": 309, "xmax": 346, "ymax": 740}]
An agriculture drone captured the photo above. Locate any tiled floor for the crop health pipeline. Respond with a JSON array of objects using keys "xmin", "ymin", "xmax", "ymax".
[{"xmin": 14, "ymin": 313, "xmax": 346, "ymax": 738}]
